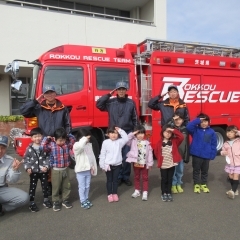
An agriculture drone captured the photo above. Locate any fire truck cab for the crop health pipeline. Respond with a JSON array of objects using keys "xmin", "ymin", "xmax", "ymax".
[{"xmin": 5, "ymin": 38, "xmax": 240, "ymax": 157}]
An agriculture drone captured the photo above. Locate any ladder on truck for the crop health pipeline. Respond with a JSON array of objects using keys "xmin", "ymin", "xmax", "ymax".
[{"xmin": 136, "ymin": 38, "xmax": 240, "ymax": 116}]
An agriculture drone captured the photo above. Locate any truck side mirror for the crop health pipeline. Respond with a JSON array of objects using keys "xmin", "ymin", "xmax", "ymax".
[
  {"xmin": 11, "ymin": 80, "xmax": 22, "ymax": 91},
  {"xmin": 5, "ymin": 61, "xmax": 22, "ymax": 91}
]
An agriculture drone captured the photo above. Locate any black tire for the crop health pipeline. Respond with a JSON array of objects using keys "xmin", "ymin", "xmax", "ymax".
[
  {"xmin": 212, "ymin": 126, "xmax": 226, "ymax": 155},
  {"xmin": 91, "ymin": 135, "xmax": 100, "ymax": 165}
]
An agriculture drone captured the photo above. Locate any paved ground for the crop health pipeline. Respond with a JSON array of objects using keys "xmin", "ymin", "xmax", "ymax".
[{"xmin": 1, "ymin": 147, "xmax": 240, "ymax": 240}]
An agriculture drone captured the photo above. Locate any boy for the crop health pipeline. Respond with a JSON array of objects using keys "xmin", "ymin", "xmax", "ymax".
[
  {"xmin": 41, "ymin": 127, "xmax": 75, "ymax": 212},
  {"xmin": 23, "ymin": 127, "xmax": 52, "ymax": 212},
  {"xmin": 186, "ymin": 113, "xmax": 217, "ymax": 193},
  {"xmin": 168, "ymin": 112, "xmax": 189, "ymax": 194}
]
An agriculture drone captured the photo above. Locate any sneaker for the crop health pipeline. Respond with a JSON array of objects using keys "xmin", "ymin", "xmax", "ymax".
[
  {"xmin": 167, "ymin": 194, "xmax": 173, "ymax": 202},
  {"xmin": 171, "ymin": 185, "xmax": 178, "ymax": 194},
  {"xmin": 53, "ymin": 201, "xmax": 61, "ymax": 212},
  {"xmin": 81, "ymin": 200, "xmax": 90, "ymax": 209},
  {"xmin": 29, "ymin": 202, "xmax": 39, "ymax": 212},
  {"xmin": 142, "ymin": 191, "xmax": 148, "ymax": 201},
  {"xmin": 177, "ymin": 185, "xmax": 184, "ymax": 193},
  {"xmin": 161, "ymin": 193, "xmax": 168, "ymax": 202},
  {"xmin": 112, "ymin": 194, "xmax": 119, "ymax": 202},
  {"xmin": 132, "ymin": 190, "xmax": 141, "ymax": 198},
  {"xmin": 194, "ymin": 184, "xmax": 201, "ymax": 193},
  {"xmin": 43, "ymin": 199, "xmax": 52, "ymax": 209},
  {"xmin": 201, "ymin": 184, "xmax": 210, "ymax": 193},
  {"xmin": 123, "ymin": 179, "xmax": 132, "ymax": 186},
  {"xmin": 226, "ymin": 189, "xmax": 239, "ymax": 196},
  {"xmin": 62, "ymin": 200, "xmax": 73, "ymax": 209},
  {"xmin": 227, "ymin": 190, "xmax": 235, "ymax": 199},
  {"xmin": 86, "ymin": 199, "xmax": 93, "ymax": 207},
  {"xmin": 108, "ymin": 194, "xmax": 113, "ymax": 203}
]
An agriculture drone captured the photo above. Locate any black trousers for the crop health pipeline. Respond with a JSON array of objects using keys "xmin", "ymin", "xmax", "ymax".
[
  {"xmin": 192, "ymin": 156, "xmax": 210, "ymax": 185},
  {"xmin": 106, "ymin": 165, "xmax": 121, "ymax": 195},
  {"xmin": 29, "ymin": 172, "xmax": 49, "ymax": 202},
  {"xmin": 160, "ymin": 166, "xmax": 175, "ymax": 194}
]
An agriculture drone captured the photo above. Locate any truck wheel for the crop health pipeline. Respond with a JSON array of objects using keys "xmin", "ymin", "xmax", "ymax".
[
  {"xmin": 212, "ymin": 126, "xmax": 226, "ymax": 154},
  {"xmin": 91, "ymin": 135, "xmax": 100, "ymax": 165}
]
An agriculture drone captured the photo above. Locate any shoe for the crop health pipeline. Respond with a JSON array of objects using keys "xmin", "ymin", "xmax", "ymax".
[
  {"xmin": 118, "ymin": 179, "xmax": 122, "ymax": 186},
  {"xmin": 29, "ymin": 202, "xmax": 39, "ymax": 212},
  {"xmin": 201, "ymin": 184, "xmax": 210, "ymax": 193},
  {"xmin": 171, "ymin": 185, "xmax": 178, "ymax": 194},
  {"xmin": 123, "ymin": 179, "xmax": 132, "ymax": 186},
  {"xmin": 53, "ymin": 201, "xmax": 61, "ymax": 212},
  {"xmin": 81, "ymin": 200, "xmax": 90, "ymax": 209},
  {"xmin": 194, "ymin": 184, "xmax": 201, "ymax": 193},
  {"xmin": 142, "ymin": 191, "xmax": 148, "ymax": 201},
  {"xmin": 227, "ymin": 190, "xmax": 235, "ymax": 199},
  {"xmin": 108, "ymin": 194, "xmax": 113, "ymax": 203},
  {"xmin": 161, "ymin": 193, "xmax": 168, "ymax": 202},
  {"xmin": 132, "ymin": 190, "xmax": 141, "ymax": 198},
  {"xmin": 86, "ymin": 199, "xmax": 93, "ymax": 207},
  {"xmin": 167, "ymin": 194, "xmax": 173, "ymax": 202},
  {"xmin": 226, "ymin": 189, "xmax": 239, "ymax": 196},
  {"xmin": 112, "ymin": 194, "xmax": 119, "ymax": 202},
  {"xmin": 43, "ymin": 199, "xmax": 52, "ymax": 209},
  {"xmin": 62, "ymin": 200, "xmax": 73, "ymax": 209},
  {"xmin": 177, "ymin": 185, "xmax": 184, "ymax": 193}
]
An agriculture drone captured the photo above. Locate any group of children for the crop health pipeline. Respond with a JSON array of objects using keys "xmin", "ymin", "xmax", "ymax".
[{"xmin": 22, "ymin": 112, "xmax": 240, "ymax": 212}]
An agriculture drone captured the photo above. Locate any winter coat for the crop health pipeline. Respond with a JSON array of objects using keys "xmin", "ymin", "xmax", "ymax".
[
  {"xmin": 23, "ymin": 144, "xmax": 50, "ymax": 173},
  {"xmin": 126, "ymin": 132, "xmax": 153, "ymax": 169},
  {"xmin": 96, "ymin": 94, "xmax": 138, "ymax": 132},
  {"xmin": 154, "ymin": 129, "xmax": 184, "ymax": 168},
  {"xmin": 73, "ymin": 137, "xmax": 97, "ymax": 176},
  {"xmin": 148, "ymin": 95, "xmax": 189, "ymax": 126},
  {"xmin": 187, "ymin": 118, "xmax": 217, "ymax": 160},
  {"xmin": 20, "ymin": 99, "xmax": 71, "ymax": 137},
  {"xmin": 221, "ymin": 132, "xmax": 240, "ymax": 167},
  {"xmin": 99, "ymin": 129, "xmax": 128, "ymax": 170}
]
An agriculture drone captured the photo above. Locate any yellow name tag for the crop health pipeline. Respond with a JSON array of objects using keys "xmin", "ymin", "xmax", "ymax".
[{"xmin": 92, "ymin": 48, "xmax": 106, "ymax": 54}]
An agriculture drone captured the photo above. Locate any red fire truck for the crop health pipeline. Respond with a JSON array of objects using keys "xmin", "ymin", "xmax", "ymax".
[{"xmin": 5, "ymin": 38, "xmax": 240, "ymax": 157}]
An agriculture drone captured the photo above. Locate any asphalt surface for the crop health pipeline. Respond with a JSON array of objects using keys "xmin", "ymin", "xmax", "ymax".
[{"xmin": 1, "ymin": 147, "xmax": 240, "ymax": 240}]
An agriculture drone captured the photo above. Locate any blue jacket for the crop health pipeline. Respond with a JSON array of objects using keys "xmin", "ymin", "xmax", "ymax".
[{"xmin": 187, "ymin": 118, "xmax": 217, "ymax": 160}]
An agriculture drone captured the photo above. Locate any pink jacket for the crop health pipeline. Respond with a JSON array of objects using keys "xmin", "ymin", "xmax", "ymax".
[
  {"xmin": 126, "ymin": 132, "xmax": 153, "ymax": 169},
  {"xmin": 221, "ymin": 133, "xmax": 240, "ymax": 167}
]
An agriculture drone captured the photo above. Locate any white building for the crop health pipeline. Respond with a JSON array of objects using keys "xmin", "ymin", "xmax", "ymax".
[{"xmin": 0, "ymin": 0, "xmax": 166, "ymax": 115}]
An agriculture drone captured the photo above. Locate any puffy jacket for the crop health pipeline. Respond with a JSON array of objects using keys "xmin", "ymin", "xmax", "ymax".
[
  {"xmin": 187, "ymin": 118, "xmax": 217, "ymax": 160},
  {"xmin": 126, "ymin": 132, "xmax": 153, "ymax": 169},
  {"xmin": 96, "ymin": 94, "xmax": 138, "ymax": 132},
  {"xmin": 148, "ymin": 95, "xmax": 189, "ymax": 126},
  {"xmin": 20, "ymin": 99, "xmax": 71, "ymax": 137},
  {"xmin": 221, "ymin": 132, "xmax": 240, "ymax": 167},
  {"xmin": 154, "ymin": 129, "xmax": 184, "ymax": 168},
  {"xmin": 23, "ymin": 144, "xmax": 50, "ymax": 173}
]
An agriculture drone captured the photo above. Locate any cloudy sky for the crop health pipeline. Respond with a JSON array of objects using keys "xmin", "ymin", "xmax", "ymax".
[{"xmin": 167, "ymin": 0, "xmax": 240, "ymax": 47}]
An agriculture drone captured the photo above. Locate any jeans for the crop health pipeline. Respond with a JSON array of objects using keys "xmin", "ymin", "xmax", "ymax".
[
  {"xmin": 76, "ymin": 170, "xmax": 91, "ymax": 203},
  {"xmin": 160, "ymin": 166, "xmax": 175, "ymax": 194},
  {"xmin": 106, "ymin": 165, "xmax": 121, "ymax": 195},
  {"xmin": 172, "ymin": 160, "xmax": 184, "ymax": 186},
  {"xmin": 118, "ymin": 144, "xmax": 131, "ymax": 181},
  {"xmin": 192, "ymin": 155, "xmax": 210, "ymax": 185}
]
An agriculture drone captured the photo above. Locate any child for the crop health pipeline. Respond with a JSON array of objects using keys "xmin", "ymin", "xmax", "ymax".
[
  {"xmin": 186, "ymin": 113, "xmax": 217, "ymax": 193},
  {"xmin": 41, "ymin": 127, "xmax": 75, "ymax": 212},
  {"xmin": 154, "ymin": 125, "xmax": 184, "ymax": 202},
  {"xmin": 126, "ymin": 125, "xmax": 153, "ymax": 201},
  {"xmin": 99, "ymin": 126, "xmax": 128, "ymax": 202},
  {"xmin": 23, "ymin": 127, "xmax": 52, "ymax": 212},
  {"xmin": 169, "ymin": 113, "xmax": 189, "ymax": 194},
  {"xmin": 221, "ymin": 125, "xmax": 240, "ymax": 199},
  {"xmin": 73, "ymin": 129, "xmax": 97, "ymax": 209}
]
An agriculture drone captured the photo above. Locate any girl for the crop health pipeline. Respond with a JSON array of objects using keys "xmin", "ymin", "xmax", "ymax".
[
  {"xmin": 154, "ymin": 125, "xmax": 184, "ymax": 202},
  {"xmin": 99, "ymin": 126, "xmax": 128, "ymax": 203},
  {"xmin": 73, "ymin": 129, "xmax": 97, "ymax": 209},
  {"xmin": 126, "ymin": 125, "xmax": 153, "ymax": 201},
  {"xmin": 221, "ymin": 125, "xmax": 240, "ymax": 199}
]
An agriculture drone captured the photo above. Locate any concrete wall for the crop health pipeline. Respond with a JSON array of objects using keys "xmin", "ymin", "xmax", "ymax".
[{"xmin": 0, "ymin": 75, "xmax": 11, "ymax": 115}]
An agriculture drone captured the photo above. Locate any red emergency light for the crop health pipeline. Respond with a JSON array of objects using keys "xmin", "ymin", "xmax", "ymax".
[
  {"xmin": 47, "ymin": 46, "xmax": 64, "ymax": 53},
  {"xmin": 230, "ymin": 62, "xmax": 237, "ymax": 68},
  {"xmin": 163, "ymin": 57, "xmax": 171, "ymax": 63},
  {"xmin": 116, "ymin": 50, "xmax": 125, "ymax": 58}
]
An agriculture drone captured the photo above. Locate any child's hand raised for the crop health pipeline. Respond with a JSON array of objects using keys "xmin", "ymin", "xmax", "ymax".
[
  {"xmin": 166, "ymin": 128, "xmax": 174, "ymax": 132},
  {"xmin": 115, "ymin": 127, "xmax": 120, "ymax": 132},
  {"xmin": 133, "ymin": 130, "xmax": 139, "ymax": 135}
]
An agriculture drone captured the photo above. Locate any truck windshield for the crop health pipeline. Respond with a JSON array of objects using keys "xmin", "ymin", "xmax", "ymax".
[
  {"xmin": 96, "ymin": 67, "xmax": 129, "ymax": 90},
  {"xmin": 43, "ymin": 66, "xmax": 83, "ymax": 95}
]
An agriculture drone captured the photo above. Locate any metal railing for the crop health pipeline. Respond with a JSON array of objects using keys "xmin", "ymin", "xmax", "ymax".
[{"xmin": 5, "ymin": 0, "xmax": 154, "ymax": 26}]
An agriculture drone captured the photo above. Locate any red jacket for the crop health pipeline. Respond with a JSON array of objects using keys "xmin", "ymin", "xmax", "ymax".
[{"xmin": 154, "ymin": 129, "xmax": 184, "ymax": 168}]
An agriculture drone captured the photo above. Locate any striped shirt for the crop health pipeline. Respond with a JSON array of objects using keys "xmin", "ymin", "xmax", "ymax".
[{"xmin": 161, "ymin": 145, "xmax": 177, "ymax": 169}]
